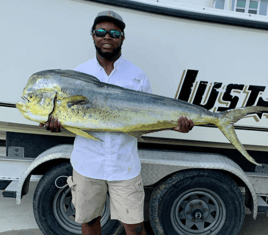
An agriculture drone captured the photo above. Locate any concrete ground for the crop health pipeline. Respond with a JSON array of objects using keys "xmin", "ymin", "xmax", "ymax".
[
  {"xmin": 0, "ymin": 180, "xmax": 154, "ymax": 235},
  {"xmin": 0, "ymin": 144, "xmax": 268, "ymax": 235},
  {"xmin": 1, "ymin": 181, "xmax": 268, "ymax": 235},
  {"xmin": 0, "ymin": 181, "xmax": 40, "ymax": 234}
]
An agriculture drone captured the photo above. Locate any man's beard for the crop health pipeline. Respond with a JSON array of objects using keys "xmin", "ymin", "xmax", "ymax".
[{"xmin": 95, "ymin": 43, "xmax": 122, "ymax": 61}]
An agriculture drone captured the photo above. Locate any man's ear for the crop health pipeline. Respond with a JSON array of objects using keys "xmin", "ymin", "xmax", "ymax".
[
  {"xmin": 92, "ymin": 34, "xmax": 95, "ymax": 44},
  {"xmin": 121, "ymin": 35, "xmax": 125, "ymax": 45}
]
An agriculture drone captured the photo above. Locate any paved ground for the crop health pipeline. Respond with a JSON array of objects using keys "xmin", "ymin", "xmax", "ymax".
[
  {"xmin": 0, "ymin": 181, "xmax": 40, "ymax": 234},
  {"xmin": 0, "ymin": 229, "xmax": 42, "ymax": 235},
  {"xmin": 1, "ymin": 180, "xmax": 268, "ymax": 235},
  {"xmin": 0, "ymin": 146, "xmax": 268, "ymax": 235}
]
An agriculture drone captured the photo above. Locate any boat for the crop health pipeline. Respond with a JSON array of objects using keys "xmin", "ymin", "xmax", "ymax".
[{"xmin": 1, "ymin": 0, "xmax": 268, "ymax": 147}]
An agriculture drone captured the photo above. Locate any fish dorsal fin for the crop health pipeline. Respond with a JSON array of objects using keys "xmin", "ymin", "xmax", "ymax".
[
  {"xmin": 46, "ymin": 69, "xmax": 101, "ymax": 83},
  {"xmin": 64, "ymin": 126, "xmax": 102, "ymax": 141}
]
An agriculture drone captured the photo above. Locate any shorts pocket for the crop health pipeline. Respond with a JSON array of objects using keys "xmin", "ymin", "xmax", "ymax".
[
  {"xmin": 134, "ymin": 180, "xmax": 144, "ymax": 192},
  {"xmin": 67, "ymin": 176, "xmax": 77, "ymax": 209}
]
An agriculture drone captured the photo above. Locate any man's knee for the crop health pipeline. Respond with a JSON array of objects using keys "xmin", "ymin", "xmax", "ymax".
[
  {"xmin": 123, "ymin": 222, "xmax": 145, "ymax": 235},
  {"xmin": 87, "ymin": 216, "xmax": 100, "ymax": 225},
  {"xmin": 134, "ymin": 224, "xmax": 143, "ymax": 234}
]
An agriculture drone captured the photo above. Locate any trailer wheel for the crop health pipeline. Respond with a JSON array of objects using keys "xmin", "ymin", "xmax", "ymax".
[
  {"xmin": 149, "ymin": 170, "xmax": 245, "ymax": 235},
  {"xmin": 33, "ymin": 162, "xmax": 124, "ymax": 235}
]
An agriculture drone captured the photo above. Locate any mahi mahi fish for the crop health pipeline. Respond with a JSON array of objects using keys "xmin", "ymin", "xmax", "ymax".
[{"xmin": 16, "ymin": 69, "xmax": 268, "ymax": 166}]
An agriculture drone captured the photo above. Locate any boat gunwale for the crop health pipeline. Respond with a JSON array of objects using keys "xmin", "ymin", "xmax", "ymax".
[{"xmin": 84, "ymin": 0, "xmax": 268, "ymax": 30}]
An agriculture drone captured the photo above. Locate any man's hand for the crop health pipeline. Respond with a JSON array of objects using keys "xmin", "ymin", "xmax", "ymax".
[
  {"xmin": 173, "ymin": 116, "xmax": 194, "ymax": 133},
  {"xmin": 39, "ymin": 116, "xmax": 64, "ymax": 133}
]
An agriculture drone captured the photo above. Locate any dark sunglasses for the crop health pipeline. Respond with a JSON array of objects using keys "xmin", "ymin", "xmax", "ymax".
[{"xmin": 93, "ymin": 29, "xmax": 123, "ymax": 38}]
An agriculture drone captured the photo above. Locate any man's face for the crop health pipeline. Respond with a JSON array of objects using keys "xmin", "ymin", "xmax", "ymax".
[{"xmin": 93, "ymin": 21, "xmax": 124, "ymax": 60}]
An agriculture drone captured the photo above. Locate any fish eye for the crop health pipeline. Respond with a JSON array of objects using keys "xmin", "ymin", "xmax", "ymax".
[{"xmin": 29, "ymin": 96, "xmax": 32, "ymax": 99}]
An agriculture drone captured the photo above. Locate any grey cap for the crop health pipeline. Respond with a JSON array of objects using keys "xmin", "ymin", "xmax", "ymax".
[{"xmin": 93, "ymin": 10, "xmax": 125, "ymax": 30}]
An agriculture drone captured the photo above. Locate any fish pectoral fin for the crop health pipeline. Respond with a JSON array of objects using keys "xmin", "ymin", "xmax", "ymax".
[
  {"xmin": 64, "ymin": 126, "xmax": 102, "ymax": 141},
  {"xmin": 65, "ymin": 95, "xmax": 90, "ymax": 108}
]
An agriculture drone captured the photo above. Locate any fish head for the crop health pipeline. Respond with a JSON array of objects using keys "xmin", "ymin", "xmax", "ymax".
[
  {"xmin": 16, "ymin": 90, "xmax": 57, "ymax": 123},
  {"xmin": 16, "ymin": 70, "xmax": 63, "ymax": 123}
]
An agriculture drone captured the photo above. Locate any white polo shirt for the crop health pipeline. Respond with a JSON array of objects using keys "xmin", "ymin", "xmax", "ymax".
[{"xmin": 70, "ymin": 56, "xmax": 152, "ymax": 181}]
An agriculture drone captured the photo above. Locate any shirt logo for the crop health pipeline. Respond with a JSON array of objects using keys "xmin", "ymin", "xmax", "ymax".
[
  {"xmin": 107, "ymin": 11, "xmax": 115, "ymax": 18},
  {"xmin": 133, "ymin": 78, "xmax": 141, "ymax": 83}
]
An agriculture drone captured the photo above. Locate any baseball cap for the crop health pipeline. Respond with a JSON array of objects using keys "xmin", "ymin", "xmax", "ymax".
[{"xmin": 93, "ymin": 10, "xmax": 126, "ymax": 30}]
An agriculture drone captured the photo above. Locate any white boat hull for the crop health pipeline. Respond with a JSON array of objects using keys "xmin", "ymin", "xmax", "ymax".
[{"xmin": 1, "ymin": 0, "xmax": 268, "ymax": 146}]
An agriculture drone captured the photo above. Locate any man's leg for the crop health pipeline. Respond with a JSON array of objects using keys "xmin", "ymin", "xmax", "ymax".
[
  {"xmin": 122, "ymin": 221, "xmax": 147, "ymax": 235},
  {"xmin": 108, "ymin": 173, "xmax": 146, "ymax": 235},
  {"xmin": 67, "ymin": 169, "xmax": 107, "ymax": 235},
  {"xmin": 82, "ymin": 216, "xmax": 101, "ymax": 235}
]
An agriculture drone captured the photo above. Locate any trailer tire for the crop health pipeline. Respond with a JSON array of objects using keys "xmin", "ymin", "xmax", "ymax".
[
  {"xmin": 33, "ymin": 162, "xmax": 124, "ymax": 235},
  {"xmin": 149, "ymin": 169, "xmax": 245, "ymax": 235}
]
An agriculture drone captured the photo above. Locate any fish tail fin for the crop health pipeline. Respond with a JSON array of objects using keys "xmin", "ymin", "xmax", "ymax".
[
  {"xmin": 214, "ymin": 106, "xmax": 268, "ymax": 166},
  {"xmin": 221, "ymin": 106, "xmax": 268, "ymax": 123}
]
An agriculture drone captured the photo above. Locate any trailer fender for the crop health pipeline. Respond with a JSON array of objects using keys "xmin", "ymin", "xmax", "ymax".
[
  {"xmin": 16, "ymin": 144, "xmax": 73, "ymax": 205},
  {"xmin": 139, "ymin": 149, "xmax": 257, "ymax": 219}
]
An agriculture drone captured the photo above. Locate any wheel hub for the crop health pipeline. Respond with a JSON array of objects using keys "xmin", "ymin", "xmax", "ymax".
[
  {"xmin": 193, "ymin": 210, "xmax": 203, "ymax": 220},
  {"xmin": 185, "ymin": 199, "xmax": 209, "ymax": 222},
  {"xmin": 170, "ymin": 189, "xmax": 226, "ymax": 234}
]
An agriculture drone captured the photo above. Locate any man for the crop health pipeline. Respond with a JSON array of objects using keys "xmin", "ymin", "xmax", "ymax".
[{"xmin": 41, "ymin": 10, "xmax": 194, "ymax": 235}]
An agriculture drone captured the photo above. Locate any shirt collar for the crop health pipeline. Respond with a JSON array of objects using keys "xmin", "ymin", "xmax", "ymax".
[
  {"xmin": 113, "ymin": 55, "xmax": 124, "ymax": 71},
  {"xmin": 94, "ymin": 55, "xmax": 124, "ymax": 71}
]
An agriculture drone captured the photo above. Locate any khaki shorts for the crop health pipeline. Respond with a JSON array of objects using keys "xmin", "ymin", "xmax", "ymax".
[{"xmin": 67, "ymin": 169, "xmax": 145, "ymax": 224}]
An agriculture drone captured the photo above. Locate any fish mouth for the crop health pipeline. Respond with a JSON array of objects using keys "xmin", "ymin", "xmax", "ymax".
[
  {"xmin": 16, "ymin": 96, "xmax": 29, "ymax": 111},
  {"xmin": 16, "ymin": 101, "xmax": 27, "ymax": 113},
  {"xmin": 21, "ymin": 96, "xmax": 29, "ymax": 103}
]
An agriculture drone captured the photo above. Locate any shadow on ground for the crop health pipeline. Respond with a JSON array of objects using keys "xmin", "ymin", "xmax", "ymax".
[
  {"xmin": 0, "ymin": 229, "xmax": 43, "ymax": 235},
  {"xmin": 2, "ymin": 215, "xmax": 267, "ymax": 235},
  {"xmin": 0, "ymin": 222, "xmax": 155, "ymax": 235}
]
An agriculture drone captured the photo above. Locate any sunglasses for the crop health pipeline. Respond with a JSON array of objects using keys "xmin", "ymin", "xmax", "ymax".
[{"xmin": 93, "ymin": 29, "xmax": 123, "ymax": 38}]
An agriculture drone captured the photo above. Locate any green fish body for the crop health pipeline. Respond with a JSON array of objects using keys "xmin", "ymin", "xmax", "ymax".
[{"xmin": 17, "ymin": 69, "xmax": 268, "ymax": 165}]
